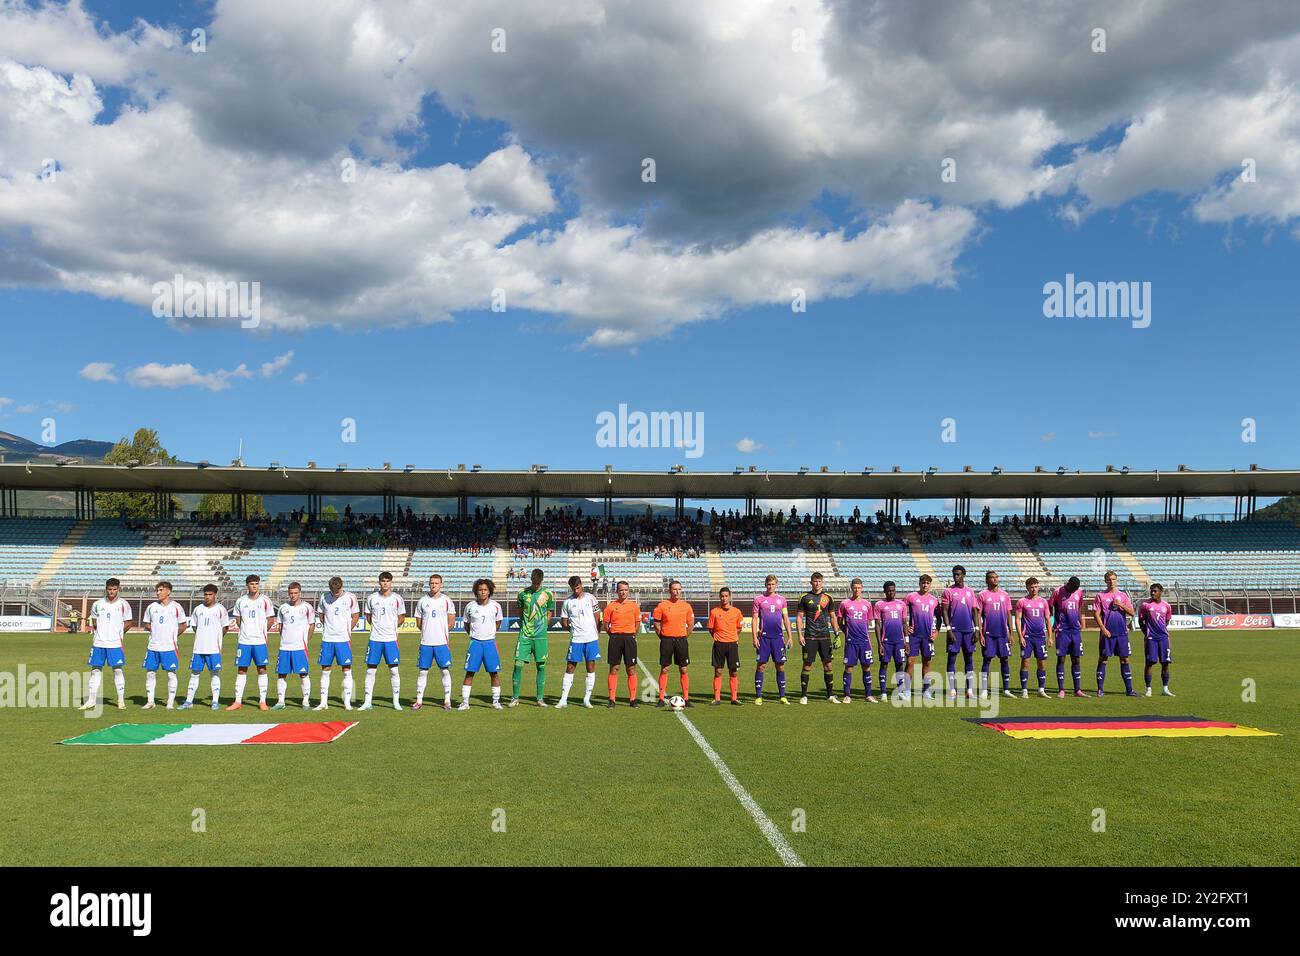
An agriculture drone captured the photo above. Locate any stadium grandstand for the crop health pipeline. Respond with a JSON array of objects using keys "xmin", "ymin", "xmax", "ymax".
[{"xmin": 1, "ymin": 463, "xmax": 1298, "ymax": 627}]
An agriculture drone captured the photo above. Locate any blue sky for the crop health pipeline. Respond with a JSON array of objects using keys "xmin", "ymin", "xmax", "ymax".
[{"xmin": 1, "ymin": 1, "xmax": 1297, "ymax": 515}]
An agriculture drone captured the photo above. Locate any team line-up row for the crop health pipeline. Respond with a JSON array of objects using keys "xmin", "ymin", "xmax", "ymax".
[{"xmin": 76, "ymin": 564, "xmax": 1177, "ymax": 713}]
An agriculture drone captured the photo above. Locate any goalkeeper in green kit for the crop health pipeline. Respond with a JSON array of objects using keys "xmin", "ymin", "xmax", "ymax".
[{"xmin": 510, "ymin": 568, "xmax": 554, "ymax": 707}]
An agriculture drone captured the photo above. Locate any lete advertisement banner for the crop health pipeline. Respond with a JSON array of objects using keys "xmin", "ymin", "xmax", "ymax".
[{"xmin": 1202, "ymin": 614, "xmax": 1273, "ymax": 630}]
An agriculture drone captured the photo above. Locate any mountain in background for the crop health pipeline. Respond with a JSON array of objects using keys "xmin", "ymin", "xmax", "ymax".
[{"xmin": 0, "ymin": 431, "xmax": 115, "ymax": 462}]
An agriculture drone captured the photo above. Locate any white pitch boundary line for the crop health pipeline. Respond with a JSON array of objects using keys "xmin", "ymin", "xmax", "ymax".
[{"xmin": 636, "ymin": 659, "xmax": 805, "ymax": 867}]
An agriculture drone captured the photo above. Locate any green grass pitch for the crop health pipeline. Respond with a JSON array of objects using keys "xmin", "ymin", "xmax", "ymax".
[{"xmin": 0, "ymin": 629, "xmax": 1296, "ymax": 866}]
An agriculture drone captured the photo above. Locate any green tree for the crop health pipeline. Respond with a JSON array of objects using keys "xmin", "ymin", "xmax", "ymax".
[
  {"xmin": 95, "ymin": 429, "xmax": 181, "ymax": 519},
  {"xmin": 197, "ymin": 493, "xmax": 267, "ymax": 518},
  {"xmin": 1256, "ymin": 496, "xmax": 1300, "ymax": 522}
]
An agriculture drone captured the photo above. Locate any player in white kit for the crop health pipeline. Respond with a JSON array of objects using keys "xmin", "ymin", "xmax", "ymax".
[
  {"xmin": 460, "ymin": 578, "xmax": 505, "ymax": 710},
  {"xmin": 180, "ymin": 583, "xmax": 228, "ymax": 710},
  {"xmin": 80, "ymin": 577, "xmax": 132, "ymax": 711},
  {"xmin": 274, "ymin": 582, "xmax": 315, "ymax": 710},
  {"xmin": 360, "ymin": 571, "xmax": 406, "ymax": 710},
  {"xmin": 314, "ymin": 576, "xmax": 360, "ymax": 710},
  {"xmin": 557, "ymin": 575, "xmax": 602, "ymax": 708},
  {"xmin": 227, "ymin": 574, "xmax": 276, "ymax": 711},
  {"xmin": 413, "ymin": 573, "xmax": 456, "ymax": 711},
  {"xmin": 141, "ymin": 581, "xmax": 187, "ymax": 709}
]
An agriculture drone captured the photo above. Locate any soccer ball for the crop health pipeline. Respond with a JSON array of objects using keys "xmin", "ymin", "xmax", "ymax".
[{"xmin": 668, "ymin": 695, "xmax": 686, "ymax": 711}]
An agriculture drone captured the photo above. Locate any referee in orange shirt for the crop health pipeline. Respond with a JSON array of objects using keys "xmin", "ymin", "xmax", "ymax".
[
  {"xmin": 602, "ymin": 580, "xmax": 641, "ymax": 708},
  {"xmin": 653, "ymin": 580, "xmax": 694, "ymax": 707},
  {"xmin": 707, "ymin": 587, "xmax": 745, "ymax": 705}
]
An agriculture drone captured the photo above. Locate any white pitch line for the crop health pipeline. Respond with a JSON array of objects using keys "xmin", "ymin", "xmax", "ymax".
[{"xmin": 636, "ymin": 659, "xmax": 805, "ymax": 867}]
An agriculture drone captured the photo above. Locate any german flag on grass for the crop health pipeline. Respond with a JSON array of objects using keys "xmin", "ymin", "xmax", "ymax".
[{"xmin": 967, "ymin": 715, "xmax": 1277, "ymax": 740}]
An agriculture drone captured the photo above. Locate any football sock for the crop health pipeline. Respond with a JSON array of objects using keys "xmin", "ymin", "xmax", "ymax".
[
  {"xmin": 145, "ymin": 671, "xmax": 157, "ymax": 703},
  {"xmin": 512, "ymin": 663, "xmax": 523, "ymax": 699},
  {"xmin": 1145, "ymin": 669, "xmax": 1153, "ymax": 688},
  {"xmin": 776, "ymin": 670, "xmax": 786, "ymax": 697},
  {"xmin": 1056, "ymin": 660, "xmax": 1066, "ymax": 690},
  {"xmin": 560, "ymin": 673, "xmax": 574, "ymax": 703},
  {"xmin": 755, "ymin": 670, "xmax": 765, "ymax": 697},
  {"xmin": 319, "ymin": 669, "xmax": 332, "ymax": 704},
  {"xmin": 389, "ymin": 667, "xmax": 400, "ymax": 703},
  {"xmin": 1072, "ymin": 663, "xmax": 1082, "ymax": 691},
  {"xmin": 342, "ymin": 671, "xmax": 353, "ymax": 706},
  {"xmin": 923, "ymin": 673, "xmax": 933, "ymax": 695},
  {"xmin": 416, "ymin": 669, "xmax": 428, "ymax": 703},
  {"xmin": 800, "ymin": 671, "xmax": 810, "ymax": 696},
  {"xmin": 1097, "ymin": 662, "xmax": 1107, "ymax": 692},
  {"xmin": 276, "ymin": 678, "xmax": 287, "ymax": 703},
  {"xmin": 862, "ymin": 669, "xmax": 873, "ymax": 697},
  {"xmin": 300, "ymin": 676, "xmax": 310, "ymax": 703},
  {"xmin": 440, "ymin": 668, "xmax": 452, "ymax": 700},
  {"xmin": 1120, "ymin": 663, "xmax": 1133, "ymax": 694},
  {"xmin": 658, "ymin": 672, "xmax": 669, "ymax": 700},
  {"xmin": 1037, "ymin": 668, "xmax": 1047, "ymax": 690},
  {"xmin": 233, "ymin": 672, "xmax": 247, "ymax": 701},
  {"xmin": 680, "ymin": 673, "xmax": 689, "ymax": 698},
  {"xmin": 112, "ymin": 668, "xmax": 125, "ymax": 700},
  {"xmin": 842, "ymin": 670, "xmax": 853, "ymax": 697},
  {"xmin": 166, "ymin": 672, "xmax": 177, "ymax": 707},
  {"xmin": 536, "ymin": 663, "xmax": 546, "ymax": 700},
  {"xmin": 583, "ymin": 672, "xmax": 595, "ymax": 702},
  {"xmin": 946, "ymin": 652, "xmax": 957, "ymax": 689},
  {"xmin": 87, "ymin": 668, "xmax": 102, "ymax": 703},
  {"xmin": 822, "ymin": 670, "xmax": 834, "ymax": 697},
  {"xmin": 491, "ymin": 685, "xmax": 501, "ymax": 703},
  {"xmin": 1000, "ymin": 661, "xmax": 1011, "ymax": 691},
  {"xmin": 728, "ymin": 674, "xmax": 738, "ymax": 701},
  {"xmin": 364, "ymin": 669, "xmax": 376, "ymax": 703},
  {"xmin": 1161, "ymin": 667, "xmax": 1170, "ymax": 687},
  {"xmin": 608, "ymin": 672, "xmax": 618, "ymax": 701},
  {"xmin": 210, "ymin": 675, "xmax": 220, "ymax": 705},
  {"xmin": 628, "ymin": 673, "xmax": 637, "ymax": 700},
  {"xmin": 256, "ymin": 672, "xmax": 268, "ymax": 703},
  {"xmin": 186, "ymin": 673, "xmax": 200, "ymax": 703},
  {"xmin": 878, "ymin": 663, "xmax": 888, "ymax": 695},
  {"xmin": 713, "ymin": 675, "xmax": 722, "ymax": 701},
  {"xmin": 1020, "ymin": 667, "xmax": 1030, "ymax": 690},
  {"xmin": 461, "ymin": 684, "xmax": 471, "ymax": 706}
]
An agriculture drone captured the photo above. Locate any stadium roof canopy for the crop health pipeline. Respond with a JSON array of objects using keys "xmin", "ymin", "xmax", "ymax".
[{"xmin": 1, "ymin": 462, "xmax": 1296, "ymax": 501}]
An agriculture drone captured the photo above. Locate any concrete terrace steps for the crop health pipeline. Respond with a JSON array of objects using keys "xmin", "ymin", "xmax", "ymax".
[
  {"xmin": 490, "ymin": 526, "xmax": 512, "ymax": 585},
  {"xmin": 903, "ymin": 527, "xmax": 937, "ymax": 580},
  {"xmin": 703, "ymin": 526, "xmax": 727, "ymax": 593},
  {"xmin": 1000, "ymin": 528, "xmax": 1052, "ymax": 584},
  {"xmin": 33, "ymin": 518, "xmax": 90, "ymax": 586},
  {"xmin": 265, "ymin": 526, "xmax": 302, "ymax": 590},
  {"xmin": 1100, "ymin": 526, "xmax": 1152, "ymax": 587}
]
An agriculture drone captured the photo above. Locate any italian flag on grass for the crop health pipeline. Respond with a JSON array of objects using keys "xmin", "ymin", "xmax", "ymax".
[{"xmin": 60, "ymin": 721, "xmax": 356, "ymax": 746}]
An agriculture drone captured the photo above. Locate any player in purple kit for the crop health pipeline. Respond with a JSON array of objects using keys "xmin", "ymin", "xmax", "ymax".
[
  {"xmin": 1093, "ymin": 570, "xmax": 1138, "ymax": 697},
  {"xmin": 836, "ymin": 579, "xmax": 876, "ymax": 704},
  {"xmin": 904, "ymin": 575, "xmax": 939, "ymax": 700},
  {"xmin": 1050, "ymin": 576, "xmax": 1088, "ymax": 698},
  {"xmin": 941, "ymin": 566, "xmax": 978, "ymax": 700},
  {"xmin": 874, "ymin": 581, "xmax": 909, "ymax": 701},
  {"xmin": 1138, "ymin": 583, "xmax": 1175, "ymax": 697},
  {"xmin": 976, "ymin": 571, "xmax": 1015, "ymax": 699},
  {"xmin": 1015, "ymin": 578, "xmax": 1053, "ymax": 699},
  {"xmin": 751, "ymin": 575, "xmax": 792, "ymax": 706}
]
